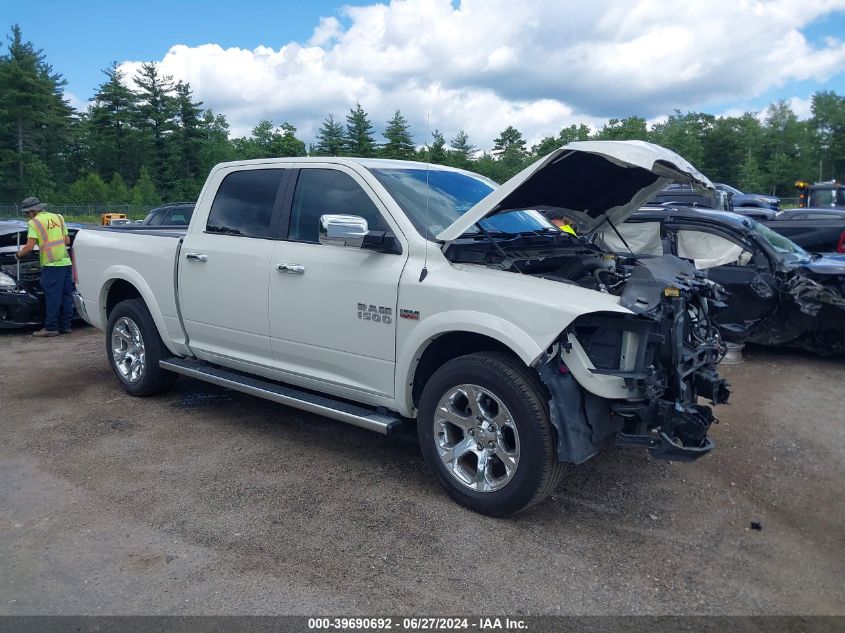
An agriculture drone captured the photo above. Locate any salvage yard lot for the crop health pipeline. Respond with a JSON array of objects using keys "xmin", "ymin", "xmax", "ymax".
[{"xmin": 1, "ymin": 327, "xmax": 843, "ymax": 615}]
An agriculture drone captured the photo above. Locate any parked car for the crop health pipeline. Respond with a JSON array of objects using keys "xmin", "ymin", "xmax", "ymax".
[
  {"xmin": 715, "ymin": 182, "xmax": 780, "ymax": 210},
  {"xmin": 653, "ymin": 201, "xmax": 843, "ymax": 253},
  {"xmin": 73, "ymin": 141, "xmax": 730, "ymax": 515},
  {"xmin": 594, "ymin": 206, "xmax": 845, "ymax": 355},
  {"xmin": 763, "ymin": 208, "xmax": 845, "ymax": 253},
  {"xmin": 0, "ymin": 219, "xmax": 80, "ymax": 328},
  {"xmin": 650, "ymin": 183, "xmax": 728, "ymax": 209},
  {"xmin": 141, "ymin": 202, "xmax": 195, "ymax": 226}
]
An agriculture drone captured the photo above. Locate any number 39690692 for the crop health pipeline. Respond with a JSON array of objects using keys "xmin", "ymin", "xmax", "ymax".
[{"xmin": 358, "ymin": 303, "xmax": 393, "ymax": 324}]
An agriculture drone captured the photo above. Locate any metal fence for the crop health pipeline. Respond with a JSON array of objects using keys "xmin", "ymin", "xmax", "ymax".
[{"xmin": 0, "ymin": 203, "xmax": 157, "ymax": 221}]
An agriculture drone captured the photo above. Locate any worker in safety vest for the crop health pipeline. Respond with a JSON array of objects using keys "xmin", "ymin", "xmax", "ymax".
[
  {"xmin": 548, "ymin": 213, "xmax": 578, "ymax": 236},
  {"xmin": 15, "ymin": 197, "xmax": 74, "ymax": 337}
]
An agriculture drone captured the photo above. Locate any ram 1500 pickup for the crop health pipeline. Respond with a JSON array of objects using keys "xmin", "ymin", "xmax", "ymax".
[{"xmin": 74, "ymin": 140, "xmax": 730, "ymax": 515}]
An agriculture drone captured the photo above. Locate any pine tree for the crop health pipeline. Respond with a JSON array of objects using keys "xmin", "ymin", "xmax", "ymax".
[
  {"xmin": 344, "ymin": 102, "xmax": 376, "ymax": 157},
  {"xmin": 492, "ymin": 125, "xmax": 528, "ymax": 177},
  {"xmin": 173, "ymin": 81, "xmax": 204, "ymax": 185},
  {"xmin": 315, "ymin": 114, "xmax": 345, "ymax": 156},
  {"xmin": 0, "ymin": 25, "xmax": 74, "ymax": 200},
  {"xmin": 429, "ymin": 129, "xmax": 447, "ymax": 164},
  {"xmin": 381, "ymin": 109, "xmax": 415, "ymax": 159},
  {"xmin": 134, "ymin": 62, "xmax": 176, "ymax": 197},
  {"xmin": 449, "ymin": 130, "xmax": 477, "ymax": 169},
  {"xmin": 89, "ymin": 62, "xmax": 139, "ymax": 182}
]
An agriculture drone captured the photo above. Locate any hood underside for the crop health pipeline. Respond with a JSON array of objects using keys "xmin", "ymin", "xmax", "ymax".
[{"xmin": 436, "ymin": 140, "xmax": 713, "ymax": 242}]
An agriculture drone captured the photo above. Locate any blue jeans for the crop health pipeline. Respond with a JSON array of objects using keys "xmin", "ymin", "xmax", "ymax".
[{"xmin": 41, "ymin": 265, "xmax": 74, "ymax": 332}]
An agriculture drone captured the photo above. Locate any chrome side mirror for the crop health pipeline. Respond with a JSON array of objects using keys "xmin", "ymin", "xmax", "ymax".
[{"xmin": 319, "ymin": 214, "xmax": 369, "ymax": 248}]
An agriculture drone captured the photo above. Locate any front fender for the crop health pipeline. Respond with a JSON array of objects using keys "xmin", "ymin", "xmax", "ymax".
[{"xmin": 395, "ymin": 310, "xmax": 542, "ymax": 417}]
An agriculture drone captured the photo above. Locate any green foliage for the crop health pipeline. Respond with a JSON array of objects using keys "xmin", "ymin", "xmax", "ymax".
[
  {"xmin": 130, "ymin": 166, "xmax": 160, "ymax": 206},
  {"xmin": 198, "ymin": 109, "xmax": 235, "ymax": 173},
  {"xmin": 595, "ymin": 116, "xmax": 648, "ymax": 141},
  {"xmin": 107, "ymin": 172, "xmax": 130, "ymax": 204},
  {"xmin": 21, "ymin": 155, "xmax": 56, "ymax": 201},
  {"xmin": 738, "ymin": 150, "xmax": 764, "ymax": 193},
  {"xmin": 381, "ymin": 110, "xmax": 415, "ymax": 159},
  {"xmin": 0, "ymin": 25, "xmax": 74, "ymax": 201},
  {"xmin": 233, "ymin": 120, "xmax": 306, "ymax": 158},
  {"xmin": 69, "ymin": 172, "xmax": 109, "ymax": 204}
]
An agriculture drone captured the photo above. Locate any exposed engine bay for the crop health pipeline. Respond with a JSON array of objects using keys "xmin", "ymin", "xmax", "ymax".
[
  {"xmin": 0, "ymin": 220, "xmax": 77, "ymax": 328},
  {"xmin": 445, "ymin": 232, "xmax": 730, "ymax": 464}
]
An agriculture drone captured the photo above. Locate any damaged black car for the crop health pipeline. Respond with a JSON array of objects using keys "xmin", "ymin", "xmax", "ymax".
[
  {"xmin": 594, "ymin": 206, "xmax": 845, "ymax": 355},
  {"xmin": 0, "ymin": 220, "xmax": 79, "ymax": 329}
]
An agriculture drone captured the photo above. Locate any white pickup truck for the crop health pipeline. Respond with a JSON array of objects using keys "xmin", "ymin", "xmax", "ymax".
[{"xmin": 74, "ymin": 140, "xmax": 730, "ymax": 515}]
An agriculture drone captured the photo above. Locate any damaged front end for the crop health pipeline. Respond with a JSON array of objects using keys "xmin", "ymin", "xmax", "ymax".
[
  {"xmin": 539, "ymin": 255, "xmax": 730, "ymax": 464},
  {"xmin": 0, "ymin": 259, "xmax": 45, "ymax": 328},
  {"xmin": 744, "ymin": 260, "xmax": 845, "ymax": 356}
]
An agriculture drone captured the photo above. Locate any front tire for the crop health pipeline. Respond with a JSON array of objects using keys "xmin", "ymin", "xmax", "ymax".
[
  {"xmin": 417, "ymin": 352, "xmax": 564, "ymax": 516},
  {"xmin": 106, "ymin": 298, "xmax": 178, "ymax": 396}
]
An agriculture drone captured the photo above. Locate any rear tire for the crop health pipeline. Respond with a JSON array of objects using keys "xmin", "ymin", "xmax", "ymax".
[
  {"xmin": 417, "ymin": 352, "xmax": 565, "ymax": 516},
  {"xmin": 106, "ymin": 298, "xmax": 178, "ymax": 396}
]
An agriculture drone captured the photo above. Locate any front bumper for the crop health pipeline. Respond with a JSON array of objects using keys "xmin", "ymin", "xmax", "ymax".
[{"xmin": 546, "ymin": 303, "xmax": 729, "ymax": 464}]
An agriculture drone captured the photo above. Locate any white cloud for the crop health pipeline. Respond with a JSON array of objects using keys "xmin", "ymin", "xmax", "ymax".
[
  {"xmin": 64, "ymin": 91, "xmax": 86, "ymax": 113},
  {"xmin": 117, "ymin": 0, "xmax": 845, "ymax": 149}
]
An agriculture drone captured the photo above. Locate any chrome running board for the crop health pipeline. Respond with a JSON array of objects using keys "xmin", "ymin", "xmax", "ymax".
[{"xmin": 160, "ymin": 357, "xmax": 401, "ymax": 435}]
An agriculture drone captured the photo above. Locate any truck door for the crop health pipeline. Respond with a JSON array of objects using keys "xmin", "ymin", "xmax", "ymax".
[
  {"xmin": 268, "ymin": 165, "xmax": 408, "ymax": 398},
  {"xmin": 179, "ymin": 166, "xmax": 291, "ymax": 368}
]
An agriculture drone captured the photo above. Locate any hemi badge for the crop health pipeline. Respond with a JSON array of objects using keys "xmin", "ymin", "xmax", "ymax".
[{"xmin": 400, "ymin": 309, "xmax": 420, "ymax": 321}]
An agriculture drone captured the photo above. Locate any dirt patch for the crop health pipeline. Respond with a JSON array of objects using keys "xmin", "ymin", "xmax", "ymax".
[{"xmin": 0, "ymin": 327, "xmax": 843, "ymax": 615}]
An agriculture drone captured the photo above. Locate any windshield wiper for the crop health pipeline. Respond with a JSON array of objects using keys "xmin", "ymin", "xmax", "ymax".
[{"xmin": 476, "ymin": 223, "xmax": 523, "ymax": 273}]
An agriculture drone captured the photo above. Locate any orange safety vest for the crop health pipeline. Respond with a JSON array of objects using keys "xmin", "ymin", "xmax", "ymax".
[{"xmin": 29, "ymin": 212, "xmax": 70, "ymax": 266}]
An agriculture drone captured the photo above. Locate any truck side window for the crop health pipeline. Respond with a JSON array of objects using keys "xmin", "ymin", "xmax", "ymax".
[
  {"xmin": 207, "ymin": 169, "xmax": 283, "ymax": 238},
  {"xmin": 289, "ymin": 169, "xmax": 386, "ymax": 243}
]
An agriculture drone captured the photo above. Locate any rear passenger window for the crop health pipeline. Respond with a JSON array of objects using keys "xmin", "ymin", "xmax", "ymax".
[
  {"xmin": 207, "ymin": 169, "xmax": 284, "ymax": 238},
  {"xmin": 288, "ymin": 169, "xmax": 386, "ymax": 243}
]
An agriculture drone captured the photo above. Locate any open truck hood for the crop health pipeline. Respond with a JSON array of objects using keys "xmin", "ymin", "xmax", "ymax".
[{"xmin": 436, "ymin": 140, "xmax": 713, "ymax": 242}]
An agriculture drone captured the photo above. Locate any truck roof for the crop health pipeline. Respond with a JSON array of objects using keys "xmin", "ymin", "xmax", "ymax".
[{"xmin": 213, "ymin": 156, "xmax": 476, "ymax": 173}]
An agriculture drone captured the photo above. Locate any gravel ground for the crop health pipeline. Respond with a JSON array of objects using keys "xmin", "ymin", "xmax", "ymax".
[{"xmin": 0, "ymin": 326, "xmax": 843, "ymax": 615}]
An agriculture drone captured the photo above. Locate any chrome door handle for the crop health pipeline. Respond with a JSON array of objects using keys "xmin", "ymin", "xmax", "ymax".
[
  {"xmin": 276, "ymin": 263, "xmax": 305, "ymax": 275},
  {"xmin": 186, "ymin": 252, "xmax": 208, "ymax": 262}
]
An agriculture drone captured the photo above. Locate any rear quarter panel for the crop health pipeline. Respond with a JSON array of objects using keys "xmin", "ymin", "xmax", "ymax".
[{"xmin": 73, "ymin": 228, "xmax": 188, "ymax": 355}]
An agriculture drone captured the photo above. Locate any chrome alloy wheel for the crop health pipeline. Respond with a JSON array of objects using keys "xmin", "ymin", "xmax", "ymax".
[
  {"xmin": 111, "ymin": 316, "xmax": 146, "ymax": 383},
  {"xmin": 433, "ymin": 384, "xmax": 520, "ymax": 492}
]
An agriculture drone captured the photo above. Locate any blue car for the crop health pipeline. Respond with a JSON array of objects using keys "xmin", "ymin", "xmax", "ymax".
[{"xmin": 716, "ymin": 182, "xmax": 780, "ymax": 211}]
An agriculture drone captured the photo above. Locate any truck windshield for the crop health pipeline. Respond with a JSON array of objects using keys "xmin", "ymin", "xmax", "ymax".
[{"xmin": 371, "ymin": 168, "xmax": 558, "ymax": 238}]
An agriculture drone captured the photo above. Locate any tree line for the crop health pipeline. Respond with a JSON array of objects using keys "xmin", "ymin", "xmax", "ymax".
[{"xmin": 2, "ymin": 24, "xmax": 845, "ymax": 209}]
